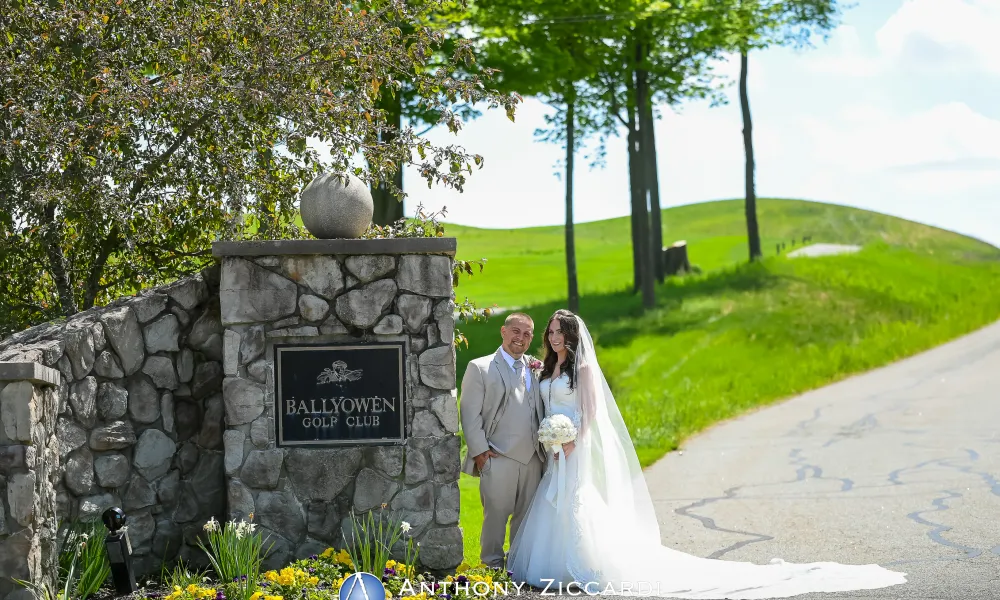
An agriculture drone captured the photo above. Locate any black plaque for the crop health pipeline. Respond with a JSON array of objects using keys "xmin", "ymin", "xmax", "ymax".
[{"xmin": 275, "ymin": 342, "xmax": 405, "ymax": 447}]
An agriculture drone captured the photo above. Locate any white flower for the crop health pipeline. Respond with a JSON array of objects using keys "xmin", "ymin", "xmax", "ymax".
[
  {"xmin": 233, "ymin": 520, "xmax": 255, "ymax": 540},
  {"xmin": 538, "ymin": 414, "xmax": 577, "ymax": 450},
  {"xmin": 401, "ymin": 522, "xmax": 411, "ymax": 533},
  {"xmin": 203, "ymin": 517, "xmax": 220, "ymax": 533}
]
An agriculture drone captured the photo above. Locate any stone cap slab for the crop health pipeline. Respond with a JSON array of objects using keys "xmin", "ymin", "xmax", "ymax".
[
  {"xmin": 212, "ymin": 238, "xmax": 457, "ymax": 257},
  {"xmin": 0, "ymin": 362, "xmax": 62, "ymax": 386}
]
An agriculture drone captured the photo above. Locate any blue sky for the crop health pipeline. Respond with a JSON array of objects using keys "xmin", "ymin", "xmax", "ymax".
[{"xmin": 401, "ymin": 0, "xmax": 1000, "ymax": 247}]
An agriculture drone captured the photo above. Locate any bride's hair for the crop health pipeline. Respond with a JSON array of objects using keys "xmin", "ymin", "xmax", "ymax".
[{"xmin": 540, "ymin": 309, "xmax": 580, "ymax": 389}]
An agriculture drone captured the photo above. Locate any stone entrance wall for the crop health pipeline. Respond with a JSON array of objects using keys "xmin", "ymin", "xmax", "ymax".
[
  {"xmin": 214, "ymin": 238, "xmax": 463, "ymax": 571},
  {"xmin": 0, "ymin": 237, "xmax": 464, "ymax": 597},
  {"xmin": 0, "ymin": 267, "xmax": 227, "ymax": 591},
  {"xmin": 0, "ymin": 363, "xmax": 60, "ymax": 600}
]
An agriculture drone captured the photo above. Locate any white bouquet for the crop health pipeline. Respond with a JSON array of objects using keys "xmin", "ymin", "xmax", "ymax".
[{"xmin": 538, "ymin": 414, "xmax": 578, "ymax": 455}]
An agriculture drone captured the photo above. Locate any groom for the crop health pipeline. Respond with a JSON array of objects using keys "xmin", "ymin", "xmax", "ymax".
[{"xmin": 460, "ymin": 312, "xmax": 547, "ymax": 568}]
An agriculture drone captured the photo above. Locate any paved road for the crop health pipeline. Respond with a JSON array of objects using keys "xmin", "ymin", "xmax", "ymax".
[
  {"xmin": 644, "ymin": 320, "xmax": 1000, "ymax": 600},
  {"xmin": 786, "ymin": 243, "xmax": 861, "ymax": 258}
]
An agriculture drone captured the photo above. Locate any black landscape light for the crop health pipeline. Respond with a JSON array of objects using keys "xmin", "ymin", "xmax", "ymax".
[{"xmin": 102, "ymin": 507, "xmax": 138, "ymax": 595}]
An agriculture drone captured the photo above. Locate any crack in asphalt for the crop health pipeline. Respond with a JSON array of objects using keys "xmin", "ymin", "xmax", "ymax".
[
  {"xmin": 785, "ymin": 407, "xmax": 825, "ymax": 438},
  {"xmin": 790, "ymin": 448, "xmax": 855, "ymax": 491},
  {"xmin": 667, "ymin": 334, "xmax": 1000, "ymax": 568},
  {"xmin": 888, "ymin": 458, "xmax": 953, "ymax": 485},
  {"xmin": 822, "ymin": 413, "xmax": 879, "ymax": 448},
  {"xmin": 673, "ymin": 486, "xmax": 775, "ymax": 559},
  {"xmin": 673, "ymin": 445, "xmax": 1000, "ymax": 566},
  {"xmin": 883, "ymin": 448, "xmax": 1000, "ymax": 564},
  {"xmin": 942, "ymin": 449, "xmax": 1000, "ymax": 496},
  {"xmin": 673, "ymin": 447, "xmax": 858, "ymax": 559},
  {"xmin": 903, "ymin": 490, "xmax": 982, "ymax": 560}
]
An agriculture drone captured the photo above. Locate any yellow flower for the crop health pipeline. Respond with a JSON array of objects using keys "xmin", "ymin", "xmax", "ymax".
[
  {"xmin": 333, "ymin": 574, "xmax": 350, "ymax": 591},
  {"xmin": 265, "ymin": 595, "xmax": 283, "ymax": 600},
  {"xmin": 186, "ymin": 584, "xmax": 198, "ymax": 594},
  {"xmin": 386, "ymin": 559, "xmax": 397, "ymax": 568},
  {"xmin": 251, "ymin": 593, "xmax": 263, "ymax": 600},
  {"xmin": 307, "ymin": 577, "xmax": 319, "ymax": 586},
  {"xmin": 334, "ymin": 549, "xmax": 354, "ymax": 567},
  {"xmin": 321, "ymin": 548, "xmax": 335, "ymax": 558}
]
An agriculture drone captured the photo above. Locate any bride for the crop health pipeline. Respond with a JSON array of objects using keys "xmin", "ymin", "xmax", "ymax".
[{"xmin": 506, "ymin": 309, "xmax": 907, "ymax": 598}]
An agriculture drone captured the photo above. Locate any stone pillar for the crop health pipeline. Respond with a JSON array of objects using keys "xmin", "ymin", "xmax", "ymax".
[
  {"xmin": 0, "ymin": 363, "xmax": 61, "ymax": 600},
  {"xmin": 212, "ymin": 238, "xmax": 462, "ymax": 571}
]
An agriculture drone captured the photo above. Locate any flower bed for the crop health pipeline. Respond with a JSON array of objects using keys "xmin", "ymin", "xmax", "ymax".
[{"xmin": 24, "ymin": 515, "xmax": 518, "ymax": 600}]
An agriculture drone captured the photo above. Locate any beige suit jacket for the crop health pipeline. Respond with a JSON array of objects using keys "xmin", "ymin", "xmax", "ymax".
[{"xmin": 459, "ymin": 349, "xmax": 546, "ymax": 477}]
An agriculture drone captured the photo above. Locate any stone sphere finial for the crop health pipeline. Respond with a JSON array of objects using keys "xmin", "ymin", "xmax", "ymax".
[{"xmin": 299, "ymin": 172, "xmax": 374, "ymax": 239}]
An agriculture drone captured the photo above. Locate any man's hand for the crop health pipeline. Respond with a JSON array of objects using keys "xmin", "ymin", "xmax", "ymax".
[
  {"xmin": 555, "ymin": 441, "xmax": 576, "ymax": 461},
  {"xmin": 474, "ymin": 449, "xmax": 498, "ymax": 471}
]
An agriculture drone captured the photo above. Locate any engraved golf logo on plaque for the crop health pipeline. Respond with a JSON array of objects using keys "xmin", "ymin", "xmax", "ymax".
[{"xmin": 275, "ymin": 342, "xmax": 405, "ymax": 446}]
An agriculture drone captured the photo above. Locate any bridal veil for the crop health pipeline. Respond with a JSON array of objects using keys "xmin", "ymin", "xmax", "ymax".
[{"xmin": 561, "ymin": 315, "xmax": 906, "ymax": 598}]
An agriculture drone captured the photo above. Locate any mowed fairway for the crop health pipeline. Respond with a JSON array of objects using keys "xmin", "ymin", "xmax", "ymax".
[{"xmin": 449, "ymin": 198, "xmax": 1000, "ymax": 564}]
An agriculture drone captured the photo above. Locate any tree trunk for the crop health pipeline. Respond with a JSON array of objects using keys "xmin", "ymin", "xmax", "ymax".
[
  {"xmin": 84, "ymin": 224, "xmax": 120, "ymax": 309},
  {"xmin": 565, "ymin": 95, "xmax": 580, "ymax": 314},
  {"xmin": 634, "ymin": 38, "xmax": 656, "ymax": 310},
  {"xmin": 740, "ymin": 51, "xmax": 762, "ymax": 262},
  {"xmin": 42, "ymin": 202, "xmax": 77, "ymax": 317},
  {"xmin": 626, "ymin": 104, "xmax": 651, "ymax": 302},
  {"xmin": 371, "ymin": 93, "xmax": 405, "ymax": 226},
  {"xmin": 641, "ymin": 90, "xmax": 664, "ymax": 282},
  {"xmin": 663, "ymin": 241, "xmax": 691, "ymax": 276},
  {"xmin": 257, "ymin": 147, "xmax": 275, "ymax": 239},
  {"xmin": 626, "ymin": 73, "xmax": 643, "ymax": 295}
]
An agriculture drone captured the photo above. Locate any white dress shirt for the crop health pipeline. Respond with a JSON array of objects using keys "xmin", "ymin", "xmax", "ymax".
[{"xmin": 498, "ymin": 346, "xmax": 531, "ymax": 392}]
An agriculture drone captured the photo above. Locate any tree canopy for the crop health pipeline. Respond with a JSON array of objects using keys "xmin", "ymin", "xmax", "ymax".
[{"xmin": 0, "ymin": 0, "xmax": 517, "ymax": 336}]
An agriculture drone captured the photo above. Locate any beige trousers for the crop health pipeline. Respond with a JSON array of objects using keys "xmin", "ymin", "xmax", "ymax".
[{"xmin": 478, "ymin": 452, "xmax": 543, "ymax": 568}]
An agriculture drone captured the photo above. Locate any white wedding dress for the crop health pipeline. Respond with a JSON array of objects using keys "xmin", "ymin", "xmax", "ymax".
[{"xmin": 506, "ymin": 317, "xmax": 907, "ymax": 599}]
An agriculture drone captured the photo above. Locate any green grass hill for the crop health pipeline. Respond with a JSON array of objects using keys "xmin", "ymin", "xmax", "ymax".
[{"xmin": 450, "ymin": 198, "xmax": 1000, "ymax": 564}]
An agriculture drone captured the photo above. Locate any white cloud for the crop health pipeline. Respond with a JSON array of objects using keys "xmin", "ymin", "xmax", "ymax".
[
  {"xmin": 805, "ymin": 0, "xmax": 1000, "ymax": 77},
  {"xmin": 877, "ymin": 0, "xmax": 1000, "ymax": 74},
  {"xmin": 782, "ymin": 99, "xmax": 1000, "ymax": 246},
  {"xmin": 403, "ymin": 98, "xmax": 633, "ymax": 229},
  {"xmin": 805, "ymin": 26, "xmax": 882, "ymax": 76},
  {"xmin": 796, "ymin": 101, "xmax": 1000, "ymax": 182}
]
